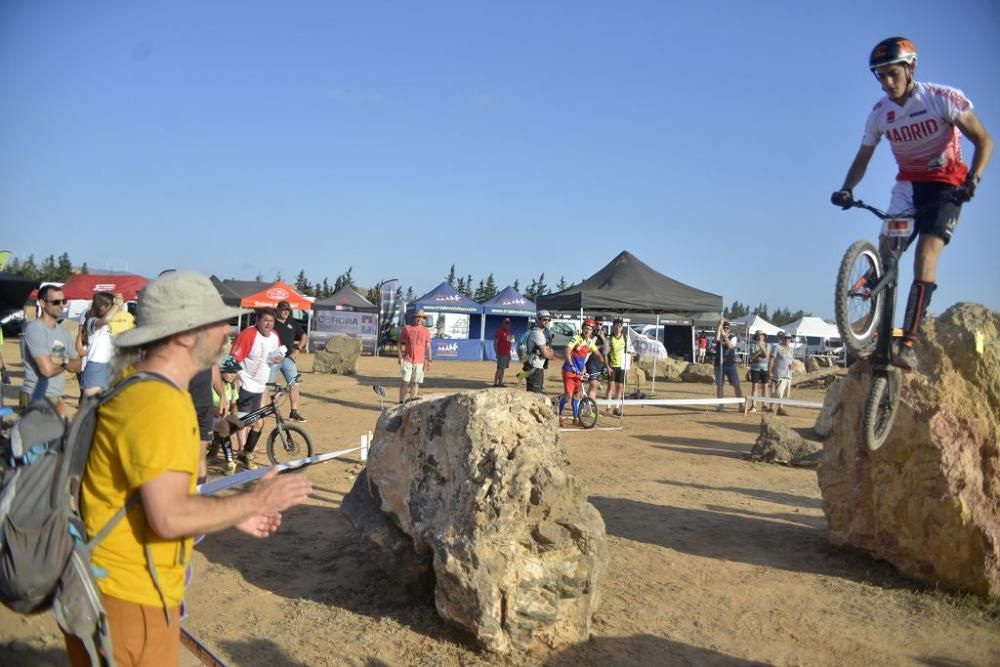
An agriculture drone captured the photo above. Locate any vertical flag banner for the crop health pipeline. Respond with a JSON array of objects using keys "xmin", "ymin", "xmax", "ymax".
[{"xmin": 378, "ymin": 279, "xmax": 400, "ymax": 353}]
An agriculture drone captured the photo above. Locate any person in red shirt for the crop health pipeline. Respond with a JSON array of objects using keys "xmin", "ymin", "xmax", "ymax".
[
  {"xmin": 493, "ymin": 318, "xmax": 514, "ymax": 387},
  {"xmin": 398, "ymin": 308, "xmax": 432, "ymax": 403}
]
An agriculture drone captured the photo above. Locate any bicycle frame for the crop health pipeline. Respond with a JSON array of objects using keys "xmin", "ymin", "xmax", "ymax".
[{"xmin": 238, "ymin": 375, "xmax": 301, "ymax": 429}]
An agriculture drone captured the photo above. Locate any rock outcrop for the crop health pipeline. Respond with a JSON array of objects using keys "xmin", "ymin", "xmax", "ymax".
[
  {"xmin": 312, "ymin": 335, "xmax": 361, "ymax": 375},
  {"xmin": 342, "ymin": 390, "xmax": 608, "ymax": 654},
  {"xmin": 817, "ymin": 303, "xmax": 1000, "ymax": 597},
  {"xmin": 813, "ymin": 378, "xmax": 845, "ymax": 438},
  {"xmin": 750, "ymin": 414, "xmax": 823, "ymax": 467},
  {"xmin": 680, "ymin": 362, "xmax": 715, "ymax": 384},
  {"xmin": 637, "ymin": 355, "xmax": 687, "ymax": 382}
]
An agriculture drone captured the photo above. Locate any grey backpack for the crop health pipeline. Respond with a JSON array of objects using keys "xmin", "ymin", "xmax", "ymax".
[{"xmin": 0, "ymin": 373, "xmax": 160, "ymax": 666}]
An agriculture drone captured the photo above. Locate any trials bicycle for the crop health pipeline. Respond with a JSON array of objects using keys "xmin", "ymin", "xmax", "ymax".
[
  {"xmin": 238, "ymin": 374, "xmax": 314, "ymax": 465},
  {"xmin": 833, "ymin": 198, "xmax": 934, "ymax": 450},
  {"xmin": 558, "ymin": 368, "xmax": 608, "ymax": 430}
]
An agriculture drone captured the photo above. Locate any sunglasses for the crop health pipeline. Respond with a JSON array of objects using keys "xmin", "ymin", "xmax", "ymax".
[
  {"xmin": 540, "ymin": 318, "xmax": 551, "ymax": 322},
  {"xmin": 46, "ymin": 299, "xmax": 67, "ymax": 305}
]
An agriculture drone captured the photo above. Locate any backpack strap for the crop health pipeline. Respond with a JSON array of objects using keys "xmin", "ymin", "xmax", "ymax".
[{"xmin": 84, "ymin": 371, "xmax": 177, "ymax": 626}]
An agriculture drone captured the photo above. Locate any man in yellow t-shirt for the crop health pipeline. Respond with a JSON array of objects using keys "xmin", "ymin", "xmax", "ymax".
[{"xmin": 66, "ymin": 272, "xmax": 313, "ymax": 667}]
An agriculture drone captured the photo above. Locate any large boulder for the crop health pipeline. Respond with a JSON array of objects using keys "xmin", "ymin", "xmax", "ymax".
[
  {"xmin": 312, "ymin": 335, "xmax": 361, "ymax": 375},
  {"xmin": 805, "ymin": 356, "xmax": 821, "ymax": 373},
  {"xmin": 750, "ymin": 414, "xmax": 823, "ymax": 467},
  {"xmin": 817, "ymin": 303, "xmax": 1000, "ymax": 597},
  {"xmin": 790, "ymin": 359, "xmax": 806, "ymax": 375},
  {"xmin": 343, "ymin": 390, "xmax": 608, "ymax": 654},
  {"xmin": 680, "ymin": 362, "xmax": 715, "ymax": 384},
  {"xmin": 813, "ymin": 378, "xmax": 845, "ymax": 438},
  {"xmin": 637, "ymin": 355, "xmax": 687, "ymax": 382}
]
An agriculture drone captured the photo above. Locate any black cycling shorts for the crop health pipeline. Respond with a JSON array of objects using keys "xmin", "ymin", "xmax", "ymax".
[{"xmin": 912, "ymin": 181, "xmax": 963, "ymax": 245}]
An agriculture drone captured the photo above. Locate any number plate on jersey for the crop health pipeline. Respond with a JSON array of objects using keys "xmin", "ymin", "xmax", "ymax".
[{"xmin": 882, "ymin": 217, "xmax": 914, "ymax": 238}]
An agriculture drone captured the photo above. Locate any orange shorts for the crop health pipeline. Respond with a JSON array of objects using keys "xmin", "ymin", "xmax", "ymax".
[
  {"xmin": 561, "ymin": 371, "xmax": 582, "ymax": 396},
  {"xmin": 64, "ymin": 593, "xmax": 181, "ymax": 667}
]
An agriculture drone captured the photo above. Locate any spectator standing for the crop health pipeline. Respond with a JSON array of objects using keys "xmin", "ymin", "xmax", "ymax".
[
  {"xmin": 696, "ymin": 332, "xmax": 708, "ymax": 363},
  {"xmin": 586, "ymin": 315, "xmax": 609, "ymax": 400},
  {"xmin": 107, "ymin": 293, "xmax": 136, "ymax": 337},
  {"xmin": 399, "ymin": 309, "xmax": 432, "ymax": 403},
  {"xmin": 714, "ymin": 320, "xmax": 743, "ymax": 412},
  {"xmin": 78, "ymin": 291, "xmax": 120, "ymax": 397},
  {"xmin": 521, "ymin": 310, "xmax": 554, "ymax": 394},
  {"xmin": 64, "ymin": 272, "xmax": 311, "ymax": 667},
  {"xmin": 768, "ymin": 331, "xmax": 795, "ymax": 416},
  {"xmin": 272, "ymin": 300, "xmax": 308, "ymax": 422},
  {"xmin": 19, "ymin": 285, "xmax": 82, "ymax": 415},
  {"xmin": 230, "ymin": 309, "xmax": 283, "ymax": 470},
  {"xmin": 748, "ymin": 330, "xmax": 771, "ymax": 412},
  {"xmin": 493, "ymin": 318, "xmax": 514, "ymax": 387},
  {"xmin": 605, "ymin": 317, "xmax": 629, "ymax": 415}
]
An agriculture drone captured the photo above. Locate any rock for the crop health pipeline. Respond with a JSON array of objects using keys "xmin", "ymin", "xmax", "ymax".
[
  {"xmin": 750, "ymin": 414, "xmax": 823, "ymax": 467},
  {"xmin": 805, "ymin": 356, "xmax": 821, "ymax": 373},
  {"xmin": 630, "ymin": 365, "xmax": 647, "ymax": 384},
  {"xmin": 792, "ymin": 366, "xmax": 848, "ymax": 389},
  {"xmin": 637, "ymin": 355, "xmax": 686, "ymax": 382},
  {"xmin": 680, "ymin": 363, "xmax": 716, "ymax": 384},
  {"xmin": 341, "ymin": 469, "xmax": 434, "ymax": 596},
  {"xmin": 346, "ymin": 390, "xmax": 608, "ymax": 654},
  {"xmin": 790, "ymin": 359, "xmax": 806, "ymax": 375},
  {"xmin": 817, "ymin": 303, "xmax": 1000, "ymax": 597},
  {"xmin": 312, "ymin": 335, "xmax": 361, "ymax": 375},
  {"xmin": 813, "ymin": 378, "xmax": 845, "ymax": 438}
]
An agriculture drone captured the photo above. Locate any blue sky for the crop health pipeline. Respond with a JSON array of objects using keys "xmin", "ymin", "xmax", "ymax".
[{"xmin": 2, "ymin": 1, "xmax": 998, "ymax": 319}]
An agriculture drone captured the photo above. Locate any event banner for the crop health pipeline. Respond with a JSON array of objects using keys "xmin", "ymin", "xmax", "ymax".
[
  {"xmin": 313, "ymin": 310, "xmax": 377, "ymax": 353},
  {"xmin": 378, "ymin": 278, "xmax": 399, "ymax": 326},
  {"xmin": 627, "ymin": 327, "xmax": 668, "ymax": 359}
]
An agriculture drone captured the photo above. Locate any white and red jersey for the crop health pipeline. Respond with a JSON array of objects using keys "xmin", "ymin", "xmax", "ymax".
[
  {"xmin": 862, "ymin": 81, "xmax": 972, "ymax": 186},
  {"xmin": 231, "ymin": 326, "xmax": 281, "ymax": 393}
]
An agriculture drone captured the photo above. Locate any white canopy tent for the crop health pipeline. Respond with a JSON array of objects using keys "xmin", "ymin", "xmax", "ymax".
[
  {"xmin": 782, "ymin": 316, "xmax": 840, "ymax": 339},
  {"xmin": 731, "ymin": 314, "xmax": 783, "ymax": 336}
]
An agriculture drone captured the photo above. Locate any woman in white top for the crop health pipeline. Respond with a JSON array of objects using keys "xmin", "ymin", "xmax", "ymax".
[{"xmin": 79, "ymin": 291, "xmax": 120, "ymax": 396}]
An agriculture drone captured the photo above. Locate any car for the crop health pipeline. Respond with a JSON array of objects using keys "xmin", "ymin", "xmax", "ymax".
[{"xmin": 1, "ymin": 309, "xmax": 26, "ymax": 337}]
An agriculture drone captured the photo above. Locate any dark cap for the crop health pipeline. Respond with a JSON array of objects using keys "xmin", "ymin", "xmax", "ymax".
[
  {"xmin": 613, "ymin": 317, "xmax": 624, "ymax": 325},
  {"xmin": 276, "ymin": 300, "xmax": 291, "ymax": 310},
  {"xmin": 723, "ymin": 321, "xmax": 731, "ymax": 328}
]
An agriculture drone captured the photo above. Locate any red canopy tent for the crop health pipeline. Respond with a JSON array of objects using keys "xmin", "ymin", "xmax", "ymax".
[
  {"xmin": 238, "ymin": 280, "xmax": 312, "ymax": 310},
  {"xmin": 52, "ymin": 274, "xmax": 149, "ymax": 301}
]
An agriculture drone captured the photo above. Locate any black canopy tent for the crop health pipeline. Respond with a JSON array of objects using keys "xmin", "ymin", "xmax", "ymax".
[
  {"xmin": 0, "ymin": 272, "xmax": 39, "ymax": 312},
  {"xmin": 537, "ymin": 251, "xmax": 722, "ymax": 363}
]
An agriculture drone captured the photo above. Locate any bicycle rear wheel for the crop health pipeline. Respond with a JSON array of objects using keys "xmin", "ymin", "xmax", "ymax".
[
  {"xmin": 577, "ymin": 397, "xmax": 599, "ymax": 430},
  {"xmin": 267, "ymin": 424, "xmax": 314, "ymax": 465},
  {"xmin": 863, "ymin": 370, "xmax": 901, "ymax": 451},
  {"xmin": 835, "ymin": 240, "xmax": 884, "ymax": 357}
]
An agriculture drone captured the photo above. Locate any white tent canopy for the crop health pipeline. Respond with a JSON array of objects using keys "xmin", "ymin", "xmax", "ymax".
[
  {"xmin": 731, "ymin": 314, "xmax": 783, "ymax": 336},
  {"xmin": 783, "ymin": 316, "xmax": 840, "ymax": 339}
]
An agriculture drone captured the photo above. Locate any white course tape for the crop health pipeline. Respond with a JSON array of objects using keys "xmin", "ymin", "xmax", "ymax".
[
  {"xmin": 198, "ymin": 445, "xmax": 361, "ymax": 496},
  {"xmin": 594, "ymin": 396, "xmax": 823, "ymax": 409}
]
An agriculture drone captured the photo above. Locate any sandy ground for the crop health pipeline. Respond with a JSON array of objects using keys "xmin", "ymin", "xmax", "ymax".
[{"xmin": 1, "ymin": 339, "xmax": 998, "ymax": 667}]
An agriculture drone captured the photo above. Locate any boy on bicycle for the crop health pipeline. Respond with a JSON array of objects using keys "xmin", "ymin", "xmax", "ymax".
[
  {"xmin": 559, "ymin": 319, "xmax": 605, "ymax": 427},
  {"xmin": 831, "ymin": 36, "xmax": 993, "ymax": 370}
]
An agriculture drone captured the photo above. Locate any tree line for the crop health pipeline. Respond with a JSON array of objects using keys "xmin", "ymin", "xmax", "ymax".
[
  {"xmin": 4, "ymin": 253, "xmax": 87, "ymax": 282},
  {"xmin": 723, "ymin": 300, "xmax": 811, "ymax": 327}
]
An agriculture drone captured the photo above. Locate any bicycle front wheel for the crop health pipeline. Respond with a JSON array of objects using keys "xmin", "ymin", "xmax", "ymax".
[
  {"xmin": 577, "ymin": 397, "xmax": 599, "ymax": 430},
  {"xmin": 863, "ymin": 370, "xmax": 901, "ymax": 451},
  {"xmin": 835, "ymin": 240, "xmax": 883, "ymax": 357},
  {"xmin": 267, "ymin": 424, "xmax": 314, "ymax": 465}
]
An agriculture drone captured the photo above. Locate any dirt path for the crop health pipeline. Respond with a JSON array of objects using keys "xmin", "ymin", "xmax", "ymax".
[{"xmin": 2, "ymin": 343, "xmax": 997, "ymax": 666}]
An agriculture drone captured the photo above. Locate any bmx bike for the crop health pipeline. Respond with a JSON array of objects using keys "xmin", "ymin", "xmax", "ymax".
[
  {"xmin": 238, "ymin": 374, "xmax": 314, "ymax": 465},
  {"xmin": 833, "ymin": 198, "xmax": 936, "ymax": 450},
  {"xmin": 558, "ymin": 368, "xmax": 607, "ymax": 430}
]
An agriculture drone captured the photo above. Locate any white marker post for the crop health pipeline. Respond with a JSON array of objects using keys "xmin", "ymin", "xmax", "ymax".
[{"xmin": 360, "ymin": 434, "xmax": 369, "ymax": 462}]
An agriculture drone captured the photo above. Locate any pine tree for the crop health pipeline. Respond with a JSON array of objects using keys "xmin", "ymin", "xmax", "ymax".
[
  {"xmin": 556, "ymin": 276, "xmax": 568, "ymax": 292},
  {"xmin": 445, "ymin": 265, "xmax": 457, "ymax": 287},
  {"xmin": 474, "ymin": 280, "xmax": 486, "ymax": 301},
  {"xmin": 456, "ymin": 276, "xmax": 467, "ymax": 295},
  {"xmin": 322, "ymin": 278, "xmax": 332, "ymax": 298},
  {"xmin": 295, "ymin": 269, "xmax": 310, "ymax": 294},
  {"xmin": 405, "ymin": 286, "xmax": 415, "ymax": 301},
  {"xmin": 463, "ymin": 274, "xmax": 473, "ymax": 297},
  {"xmin": 366, "ymin": 283, "xmax": 380, "ymax": 304},
  {"xmin": 41, "ymin": 255, "xmax": 57, "ymax": 281},
  {"xmin": 255, "ymin": 272, "xmax": 263, "ymax": 281},
  {"xmin": 512, "ymin": 279, "xmax": 520, "ymax": 292},
  {"xmin": 484, "ymin": 273, "xmax": 498, "ymax": 299},
  {"xmin": 56, "ymin": 253, "xmax": 73, "ymax": 281},
  {"xmin": 534, "ymin": 273, "xmax": 548, "ymax": 297},
  {"xmin": 79, "ymin": 262, "xmax": 89, "ymax": 275}
]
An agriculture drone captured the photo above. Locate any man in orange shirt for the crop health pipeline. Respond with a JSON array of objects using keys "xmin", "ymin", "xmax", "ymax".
[{"xmin": 398, "ymin": 308, "xmax": 432, "ymax": 403}]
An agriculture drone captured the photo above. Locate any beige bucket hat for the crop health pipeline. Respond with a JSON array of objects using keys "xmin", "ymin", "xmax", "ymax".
[{"xmin": 115, "ymin": 272, "xmax": 245, "ymax": 347}]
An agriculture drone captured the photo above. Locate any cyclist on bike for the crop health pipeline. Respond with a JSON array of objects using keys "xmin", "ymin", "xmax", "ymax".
[
  {"xmin": 831, "ymin": 36, "xmax": 993, "ymax": 370},
  {"xmin": 559, "ymin": 319, "xmax": 605, "ymax": 427}
]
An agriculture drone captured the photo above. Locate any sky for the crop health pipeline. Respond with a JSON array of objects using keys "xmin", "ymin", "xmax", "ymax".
[{"xmin": 2, "ymin": 1, "xmax": 998, "ymax": 319}]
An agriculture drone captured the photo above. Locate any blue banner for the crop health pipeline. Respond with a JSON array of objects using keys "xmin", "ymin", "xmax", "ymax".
[{"xmin": 431, "ymin": 338, "xmax": 482, "ymax": 361}]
